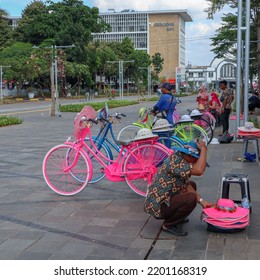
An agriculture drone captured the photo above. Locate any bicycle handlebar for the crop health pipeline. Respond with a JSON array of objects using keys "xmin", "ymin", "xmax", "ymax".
[
  {"xmin": 96, "ymin": 112, "xmax": 126, "ymax": 123},
  {"xmin": 81, "ymin": 116, "xmax": 98, "ymax": 124}
]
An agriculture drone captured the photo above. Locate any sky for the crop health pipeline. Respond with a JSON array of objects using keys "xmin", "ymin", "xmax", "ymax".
[{"xmin": 0, "ymin": 0, "xmax": 234, "ymax": 66}]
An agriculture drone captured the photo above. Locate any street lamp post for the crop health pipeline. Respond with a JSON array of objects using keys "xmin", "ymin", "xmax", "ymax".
[{"xmin": 0, "ymin": 65, "xmax": 11, "ymax": 101}]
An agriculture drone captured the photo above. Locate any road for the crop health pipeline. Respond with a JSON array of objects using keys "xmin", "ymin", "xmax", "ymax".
[{"xmin": 0, "ymin": 94, "xmax": 197, "ymax": 118}]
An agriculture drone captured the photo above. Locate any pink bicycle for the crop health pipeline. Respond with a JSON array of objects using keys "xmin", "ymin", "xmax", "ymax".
[{"xmin": 42, "ymin": 106, "xmax": 172, "ymax": 197}]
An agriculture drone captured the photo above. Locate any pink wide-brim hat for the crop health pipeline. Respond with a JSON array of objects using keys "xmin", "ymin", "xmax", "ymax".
[
  {"xmin": 206, "ymin": 220, "xmax": 249, "ymax": 229},
  {"xmin": 203, "ymin": 198, "xmax": 249, "ymax": 219}
]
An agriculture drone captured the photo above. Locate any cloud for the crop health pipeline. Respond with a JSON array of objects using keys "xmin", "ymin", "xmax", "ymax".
[{"xmin": 93, "ymin": 0, "xmax": 209, "ymax": 21}]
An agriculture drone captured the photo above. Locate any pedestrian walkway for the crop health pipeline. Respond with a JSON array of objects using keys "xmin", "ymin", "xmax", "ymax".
[{"xmin": 0, "ymin": 98, "xmax": 259, "ymax": 260}]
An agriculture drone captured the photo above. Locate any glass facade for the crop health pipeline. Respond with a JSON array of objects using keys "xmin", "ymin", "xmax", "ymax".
[{"xmin": 93, "ymin": 12, "xmax": 148, "ymax": 51}]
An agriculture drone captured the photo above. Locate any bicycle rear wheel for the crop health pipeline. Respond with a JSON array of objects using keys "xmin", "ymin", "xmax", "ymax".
[
  {"xmin": 201, "ymin": 111, "xmax": 216, "ymax": 130},
  {"xmin": 43, "ymin": 144, "xmax": 91, "ymax": 196},
  {"xmin": 193, "ymin": 118, "xmax": 213, "ymax": 144},
  {"xmin": 117, "ymin": 124, "xmax": 141, "ymax": 142},
  {"xmin": 173, "ymin": 122, "xmax": 208, "ymax": 144},
  {"xmin": 157, "ymin": 135, "xmax": 185, "ymax": 149},
  {"xmin": 123, "ymin": 143, "xmax": 171, "ymax": 197}
]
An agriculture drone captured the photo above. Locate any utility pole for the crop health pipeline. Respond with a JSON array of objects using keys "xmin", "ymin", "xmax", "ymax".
[
  {"xmin": 0, "ymin": 65, "xmax": 11, "ymax": 101},
  {"xmin": 107, "ymin": 60, "xmax": 134, "ymax": 100}
]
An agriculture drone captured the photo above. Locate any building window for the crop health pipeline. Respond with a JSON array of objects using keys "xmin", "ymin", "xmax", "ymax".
[
  {"xmin": 220, "ymin": 64, "xmax": 236, "ymax": 78},
  {"xmin": 198, "ymin": 72, "xmax": 203, "ymax": 78},
  {"xmin": 208, "ymin": 72, "xmax": 213, "ymax": 78},
  {"xmin": 189, "ymin": 72, "xmax": 193, "ymax": 78}
]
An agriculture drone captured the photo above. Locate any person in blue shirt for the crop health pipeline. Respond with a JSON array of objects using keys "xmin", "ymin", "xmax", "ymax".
[{"xmin": 151, "ymin": 82, "xmax": 177, "ymax": 124}]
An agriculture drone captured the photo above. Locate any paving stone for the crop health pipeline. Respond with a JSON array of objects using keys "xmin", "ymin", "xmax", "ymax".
[
  {"xmin": 15, "ymin": 251, "xmax": 53, "ymax": 260},
  {"xmin": 0, "ymin": 239, "xmax": 35, "ymax": 251},
  {"xmin": 0, "ymin": 98, "xmax": 260, "ymax": 260}
]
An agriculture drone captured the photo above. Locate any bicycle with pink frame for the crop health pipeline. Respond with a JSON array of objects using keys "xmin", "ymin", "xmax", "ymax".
[{"xmin": 42, "ymin": 106, "xmax": 172, "ymax": 197}]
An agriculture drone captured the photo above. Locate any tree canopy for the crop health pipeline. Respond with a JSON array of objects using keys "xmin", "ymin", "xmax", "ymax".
[
  {"xmin": 0, "ymin": 0, "xmax": 164, "ymax": 98},
  {"xmin": 205, "ymin": 0, "xmax": 260, "ymax": 83},
  {"xmin": 0, "ymin": 8, "xmax": 13, "ymax": 50}
]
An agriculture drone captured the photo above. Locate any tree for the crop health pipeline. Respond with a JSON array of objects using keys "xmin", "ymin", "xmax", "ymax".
[
  {"xmin": 0, "ymin": 42, "xmax": 48, "ymax": 95},
  {"xmin": 0, "ymin": 8, "xmax": 13, "ymax": 50},
  {"xmin": 151, "ymin": 52, "xmax": 164, "ymax": 86},
  {"xmin": 65, "ymin": 61, "xmax": 92, "ymax": 95},
  {"xmin": 127, "ymin": 49, "xmax": 151, "ymax": 99},
  {"xmin": 15, "ymin": 0, "xmax": 109, "ymax": 63},
  {"xmin": 205, "ymin": 0, "xmax": 260, "ymax": 88}
]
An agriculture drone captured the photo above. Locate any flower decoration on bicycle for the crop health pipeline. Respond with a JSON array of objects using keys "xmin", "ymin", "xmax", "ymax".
[{"xmin": 74, "ymin": 106, "xmax": 96, "ymax": 139}]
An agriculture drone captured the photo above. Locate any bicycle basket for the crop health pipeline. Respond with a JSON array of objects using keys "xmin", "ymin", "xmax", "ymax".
[{"xmin": 73, "ymin": 106, "xmax": 96, "ymax": 139}]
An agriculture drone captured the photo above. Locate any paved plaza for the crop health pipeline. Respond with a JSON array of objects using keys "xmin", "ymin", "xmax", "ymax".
[{"xmin": 0, "ymin": 97, "xmax": 260, "ymax": 259}]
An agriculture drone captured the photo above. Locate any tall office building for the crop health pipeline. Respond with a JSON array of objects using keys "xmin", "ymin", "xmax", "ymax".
[{"xmin": 92, "ymin": 9, "xmax": 192, "ymax": 81}]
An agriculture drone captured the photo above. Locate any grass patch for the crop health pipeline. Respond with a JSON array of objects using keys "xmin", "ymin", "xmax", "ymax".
[
  {"xmin": 60, "ymin": 100, "xmax": 140, "ymax": 112},
  {"xmin": 0, "ymin": 116, "xmax": 23, "ymax": 127}
]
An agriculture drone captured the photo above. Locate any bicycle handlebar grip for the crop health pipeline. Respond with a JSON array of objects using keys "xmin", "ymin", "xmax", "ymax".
[
  {"xmin": 121, "ymin": 113, "xmax": 126, "ymax": 117},
  {"xmin": 116, "ymin": 116, "xmax": 121, "ymax": 119}
]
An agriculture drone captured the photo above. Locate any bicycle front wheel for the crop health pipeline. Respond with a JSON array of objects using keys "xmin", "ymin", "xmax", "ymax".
[
  {"xmin": 173, "ymin": 123, "xmax": 208, "ymax": 144},
  {"xmin": 123, "ymin": 143, "xmax": 171, "ymax": 197},
  {"xmin": 43, "ymin": 144, "xmax": 91, "ymax": 196}
]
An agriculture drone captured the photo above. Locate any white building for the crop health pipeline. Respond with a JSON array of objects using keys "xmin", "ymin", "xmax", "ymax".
[
  {"xmin": 92, "ymin": 9, "xmax": 192, "ymax": 81},
  {"xmin": 185, "ymin": 58, "xmax": 237, "ymax": 91}
]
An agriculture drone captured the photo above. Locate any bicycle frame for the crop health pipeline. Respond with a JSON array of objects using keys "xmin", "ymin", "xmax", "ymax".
[
  {"xmin": 67, "ymin": 122, "xmax": 171, "ymax": 183},
  {"xmin": 91, "ymin": 119, "xmax": 122, "ymax": 157},
  {"xmin": 130, "ymin": 110, "xmax": 187, "ymax": 146}
]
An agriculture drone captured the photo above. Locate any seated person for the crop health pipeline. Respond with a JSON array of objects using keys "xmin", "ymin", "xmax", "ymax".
[{"xmin": 249, "ymin": 90, "xmax": 260, "ymax": 113}]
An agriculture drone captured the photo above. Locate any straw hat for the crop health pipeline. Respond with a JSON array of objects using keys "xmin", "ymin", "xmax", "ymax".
[
  {"xmin": 173, "ymin": 141, "xmax": 200, "ymax": 159},
  {"xmin": 190, "ymin": 109, "xmax": 203, "ymax": 117},
  {"xmin": 178, "ymin": 114, "xmax": 194, "ymax": 123},
  {"xmin": 238, "ymin": 122, "xmax": 260, "ymax": 133},
  {"xmin": 133, "ymin": 128, "xmax": 158, "ymax": 141},
  {"xmin": 152, "ymin": 119, "xmax": 173, "ymax": 130}
]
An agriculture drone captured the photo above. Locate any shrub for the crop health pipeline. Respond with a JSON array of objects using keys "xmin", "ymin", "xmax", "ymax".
[
  {"xmin": 0, "ymin": 116, "xmax": 23, "ymax": 127},
  {"xmin": 59, "ymin": 100, "xmax": 139, "ymax": 112}
]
